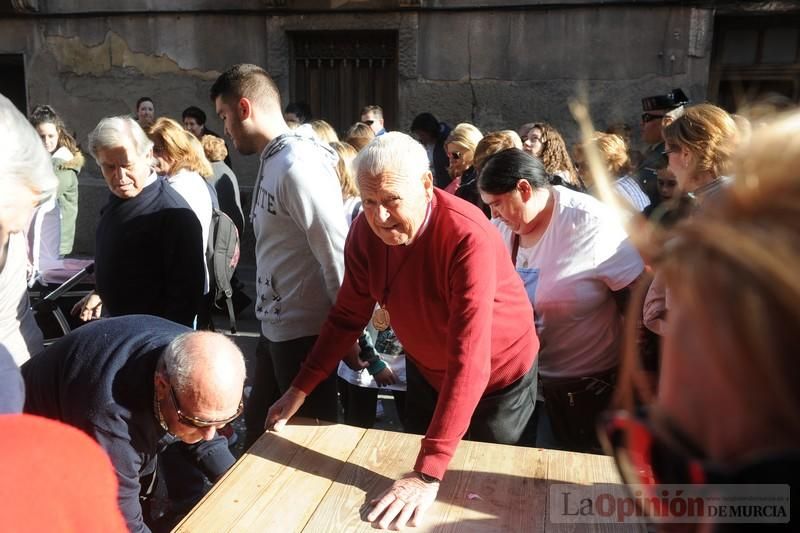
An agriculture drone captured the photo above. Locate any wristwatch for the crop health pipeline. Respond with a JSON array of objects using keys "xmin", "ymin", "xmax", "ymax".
[{"xmin": 417, "ymin": 471, "xmax": 440, "ymax": 483}]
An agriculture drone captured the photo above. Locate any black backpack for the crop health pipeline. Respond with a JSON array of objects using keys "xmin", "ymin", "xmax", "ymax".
[{"xmin": 207, "ymin": 208, "xmax": 241, "ymax": 333}]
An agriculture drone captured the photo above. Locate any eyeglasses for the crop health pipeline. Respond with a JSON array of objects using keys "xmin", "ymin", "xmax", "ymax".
[
  {"xmin": 169, "ymin": 385, "xmax": 244, "ymax": 429},
  {"xmin": 641, "ymin": 113, "xmax": 665, "ymax": 123},
  {"xmin": 662, "ymin": 144, "xmax": 680, "ymax": 156},
  {"xmin": 448, "ymin": 151, "xmax": 462, "ymax": 160},
  {"xmin": 598, "ymin": 408, "xmax": 709, "ymax": 510}
]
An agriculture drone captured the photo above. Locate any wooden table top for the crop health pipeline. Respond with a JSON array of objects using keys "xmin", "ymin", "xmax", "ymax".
[{"xmin": 175, "ymin": 419, "xmax": 644, "ymax": 532}]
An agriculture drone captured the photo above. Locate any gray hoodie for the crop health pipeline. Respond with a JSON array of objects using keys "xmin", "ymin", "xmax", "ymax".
[{"xmin": 251, "ymin": 133, "xmax": 347, "ymax": 342}]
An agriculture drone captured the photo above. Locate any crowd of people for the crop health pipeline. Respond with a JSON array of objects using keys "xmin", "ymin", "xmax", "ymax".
[{"xmin": 0, "ymin": 62, "xmax": 798, "ymax": 532}]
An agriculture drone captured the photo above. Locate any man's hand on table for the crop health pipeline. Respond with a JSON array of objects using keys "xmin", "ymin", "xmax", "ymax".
[
  {"xmin": 367, "ymin": 472, "xmax": 439, "ymax": 530},
  {"xmin": 264, "ymin": 386, "xmax": 307, "ymax": 432}
]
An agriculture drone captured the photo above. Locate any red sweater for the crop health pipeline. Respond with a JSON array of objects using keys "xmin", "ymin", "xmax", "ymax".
[{"xmin": 293, "ymin": 189, "xmax": 539, "ymax": 479}]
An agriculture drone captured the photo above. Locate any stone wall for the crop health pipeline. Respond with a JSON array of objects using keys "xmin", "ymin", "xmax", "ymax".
[{"xmin": 0, "ymin": 3, "xmax": 716, "ymax": 260}]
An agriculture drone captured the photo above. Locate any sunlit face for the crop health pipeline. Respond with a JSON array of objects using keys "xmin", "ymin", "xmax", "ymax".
[
  {"xmin": 155, "ymin": 372, "xmax": 241, "ymax": 445},
  {"xmin": 480, "ymin": 186, "xmax": 528, "ymax": 231},
  {"xmin": 151, "ymin": 140, "xmax": 173, "ymax": 175},
  {"xmin": 523, "ymin": 128, "xmax": 544, "ymax": 157},
  {"xmin": 35, "ymin": 122, "xmax": 59, "ymax": 154},
  {"xmin": 137, "ymin": 101, "xmax": 155, "ymax": 127},
  {"xmin": 665, "ymin": 142, "xmax": 697, "ymax": 193},
  {"xmin": 361, "ymin": 111, "xmax": 384, "ymax": 135},
  {"xmin": 0, "ymin": 181, "xmax": 39, "ymax": 236},
  {"xmin": 359, "ymin": 169, "xmax": 433, "ymax": 246},
  {"xmin": 96, "ymin": 141, "xmax": 153, "ymax": 199},
  {"xmin": 446, "ymin": 142, "xmax": 472, "ymax": 179},
  {"xmin": 215, "ymin": 96, "xmax": 256, "ymax": 156},
  {"xmin": 183, "ymin": 117, "xmax": 203, "ymax": 138}
]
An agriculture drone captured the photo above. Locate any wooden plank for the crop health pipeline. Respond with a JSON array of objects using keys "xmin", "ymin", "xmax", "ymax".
[
  {"xmin": 543, "ymin": 450, "xmax": 646, "ymax": 532},
  {"xmin": 230, "ymin": 421, "xmax": 366, "ymax": 533},
  {"xmin": 174, "ymin": 419, "xmax": 365, "ymax": 533},
  {"xmin": 303, "ymin": 430, "xmax": 551, "ymax": 532},
  {"xmin": 301, "ymin": 428, "xmax": 420, "ymax": 532}
]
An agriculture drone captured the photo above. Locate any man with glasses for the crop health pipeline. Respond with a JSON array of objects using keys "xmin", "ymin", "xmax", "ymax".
[
  {"xmin": 635, "ymin": 88, "xmax": 689, "ymax": 204},
  {"xmin": 21, "ymin": 315, "xmax": 245, "ymax": 533},
  {"xmin": 360, "ymin": 104, "xmax": 387, "ymax": 136}
]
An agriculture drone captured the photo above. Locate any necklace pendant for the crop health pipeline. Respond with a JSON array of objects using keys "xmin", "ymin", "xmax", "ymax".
[{"xmin": 372, "ymin": 306, "xmax": 391, "ymax": 331}]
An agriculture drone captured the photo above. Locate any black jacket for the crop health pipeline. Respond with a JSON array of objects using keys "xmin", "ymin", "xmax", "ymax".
[
  {"xmin": 95, "ymin": 178, "xmax": 205, "ymax": 327},
  {"xmin": 21, "ymin": 316, "xmax": 234, "ymax": 533}
]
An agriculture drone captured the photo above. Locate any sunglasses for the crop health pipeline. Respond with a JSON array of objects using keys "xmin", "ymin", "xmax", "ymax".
[
  {"xmin": 363, "ymin": 120, "xmax": 375, "ymax": 126},
  {"xmin": 448, "ymin": 151, "xmax": 463, "ymax": 160},
  {"xmin": 169, "ymin": 385, "xmax": 244, "ymax": 429},
  {"xmin": 662, "ymin": 144, "xmax": 680, "ymax": 156},
  {"xmin": 641, "ymin": 113, "xmax": 665, "ymax": 123}
]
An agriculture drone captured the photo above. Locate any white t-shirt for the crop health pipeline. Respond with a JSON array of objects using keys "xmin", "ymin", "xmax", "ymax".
[
  {"xmin": 166, "ymin": 169, "xmax": 213, "ymax": 294},
  {"xmin": 493, "ymin": 186, "xmax": 643, "ymax": 378}
]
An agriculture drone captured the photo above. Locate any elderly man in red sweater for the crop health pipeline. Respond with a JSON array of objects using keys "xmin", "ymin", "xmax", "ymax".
[{"xmin": 266, "ymin": 132, "xmax": 539, "ymax": 529}]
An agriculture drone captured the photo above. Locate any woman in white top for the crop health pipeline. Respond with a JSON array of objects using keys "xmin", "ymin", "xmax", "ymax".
[
  {"xmin": 478, "ymin": 148, "xmax": 644, "ymax": 451},
  {"xmin": 0, "ymin": 95, "xmax": 59, "ymax": 369},
  {"xmin": 147, "ymin": 118, "xmax": 215, "ymax": 295}
]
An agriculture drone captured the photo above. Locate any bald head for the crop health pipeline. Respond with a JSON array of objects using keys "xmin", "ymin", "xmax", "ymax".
[{"xmin": 162, "ymin": 331, "xmax": 245, "ymax": 403}]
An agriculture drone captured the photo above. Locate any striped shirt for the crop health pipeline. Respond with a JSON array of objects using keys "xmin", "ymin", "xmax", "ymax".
[{"xmin": 614, "ymin": 175, "xmax": 651, "ymax": 212}]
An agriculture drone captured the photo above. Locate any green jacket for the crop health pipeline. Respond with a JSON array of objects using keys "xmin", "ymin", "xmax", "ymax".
[{"xmin": 51, "ymin": 149, "xmax": 84, "ymax": 256}]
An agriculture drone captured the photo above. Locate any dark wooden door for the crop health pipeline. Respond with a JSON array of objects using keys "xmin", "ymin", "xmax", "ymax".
[
  {"xmin": 709, "ymin": 15, "xmax": 800, "ymax": 112},
  {"xmin": 290, "ymin": 31, "xmax": 398, "ymax": 137},
  {"xmin": 0, "ymin": 54, "xmax": 27, "ymax": 114}
]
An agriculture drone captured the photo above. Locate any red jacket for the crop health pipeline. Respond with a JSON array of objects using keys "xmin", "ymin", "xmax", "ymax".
[{"xmin": 294, "ymin": 189, "xmax": 538, "ymax": 479}]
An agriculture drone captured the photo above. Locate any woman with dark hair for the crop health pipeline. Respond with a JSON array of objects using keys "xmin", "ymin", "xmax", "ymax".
[
  {"xmin": 29, "ymin": 104, "xmax": 84, "ymax": 258},
  {"xmin": 523, "ymin": 122, "xmax": 584, "ymax": 191},
  {"xmin": 479, "ymin": 148, "xmax": 643, "ymax": 452},
  {"xmin": 134, "ymin": 96, "xmax": 155, "ymax": 130}
]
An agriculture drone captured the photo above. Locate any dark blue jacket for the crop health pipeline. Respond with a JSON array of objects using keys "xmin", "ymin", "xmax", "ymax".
[
  {"xmin": 21, "ymin": 315, "xmax": 234, "ymax": 533},
  {"xmin": 95, "ymin": 178, "xmax": 204, "ymax": 327}
]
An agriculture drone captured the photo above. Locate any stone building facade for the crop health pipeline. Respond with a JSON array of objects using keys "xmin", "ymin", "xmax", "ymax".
[{"xmin": 1, "ymin": 0, "xmax": 798, "ymax": 258}]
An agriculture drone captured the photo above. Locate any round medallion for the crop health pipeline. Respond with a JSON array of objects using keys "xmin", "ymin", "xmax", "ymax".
[{"xmin": 372, "ymin": 307, "xmax": 391, "ymax": 331}]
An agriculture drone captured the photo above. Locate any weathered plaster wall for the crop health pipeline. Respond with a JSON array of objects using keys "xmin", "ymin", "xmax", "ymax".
[{"xmin": 0, "ymin": 5, "xmax": 713, "ymax": 258}]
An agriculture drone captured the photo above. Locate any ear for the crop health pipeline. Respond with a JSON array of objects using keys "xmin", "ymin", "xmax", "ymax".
[
  {"xmin": 154, "ymin": 370, "xmax": 169, "ymax": 398},
  {"xmin": 237, "ymin": 97, "xmax": 253, "ymax": 121},
  {"xmin": 516, "ymin": 178, "xmax": 533, "ymax": 201},
  {"xmin": 422, "ymin": 171, "xmax": 434, "ymax": 199}
]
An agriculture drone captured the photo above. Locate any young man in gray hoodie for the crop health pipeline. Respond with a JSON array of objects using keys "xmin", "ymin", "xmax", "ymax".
[{"xmin": 211, "ymin": 64, "xmax": 350, "ymax": 446}]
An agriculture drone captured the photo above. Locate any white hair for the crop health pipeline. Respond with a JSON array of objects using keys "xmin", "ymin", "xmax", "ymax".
[
  {"xmin": 0, "ymin": 94, "xmax": 58, "ymax": 205},
  {"xmin": 88, "ymin": 116, "xmax": 153, "ymax": 161},
  {"xmin": 354, "ymin": 131, "xmax": 430, "ymax": 185},
  {"xmin": 161, "ymin": 331, "xmax": 245, "ymax": 393}
]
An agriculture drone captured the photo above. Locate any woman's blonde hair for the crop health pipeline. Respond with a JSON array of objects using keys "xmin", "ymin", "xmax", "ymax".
[
  {"xmin": 330, "ymin": 141, "xmax": 359, "ymax": 200},
  {"xmin": 147, "ymin": 117, "xmax": 213, "ymax": 178},
  {"xmin": 201, "ymin": 134, "xmax": 228, "ymax": 163},
  {"xmin": 344, "ymin": 122, "xmax": 375, "ymax": 152},
  {"xmin": 474, "ymin": 131, "xmax": 518, "ymax": 172},
  {"xmin": 446, "ymin": 123, "xmax": 483, "ymax": 154},
  {"xmin": 311, "ymin": 120, "xmax": 339, "ymax": 144},
  {"xmin": 618, "ymin": 111, "xmax": 800, "ymax": 445},
  {"xmin": 532, "ymin": 122, "xmax": 579, "ymax": 186},
  {"xmin": 581, "ymin": 132, "xmax": 630, "ymax": 178},
  {"xmin": 662, "ymin": 103, "xmax": 738, "ymax": 179}
]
